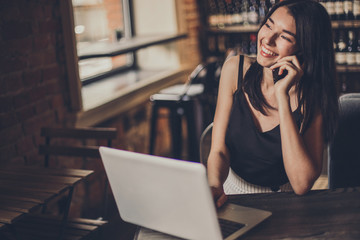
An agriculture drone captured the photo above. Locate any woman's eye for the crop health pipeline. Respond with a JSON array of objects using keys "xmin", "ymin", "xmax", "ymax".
[
  {"xmin": 281, "ymin": 35, "xmax": 293, "ymax": 43},
  {"xmin": 265, "ymin": 23, "xmax": 272, "ymax": 29}
]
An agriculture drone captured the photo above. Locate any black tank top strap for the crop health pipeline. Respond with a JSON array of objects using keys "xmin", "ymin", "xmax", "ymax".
[{"xmin": 238, "ymin": 55, "xmax": 244, "ymax": 90}]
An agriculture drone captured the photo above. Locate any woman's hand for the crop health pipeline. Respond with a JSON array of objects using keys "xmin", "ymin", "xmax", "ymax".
[
  {"xmin": 210, "ymin": 185, "xmax": 228, "ymax": 208},
  {"xmin": 270, "ymin": 55, "xmax": 304, "ymax": 97}
]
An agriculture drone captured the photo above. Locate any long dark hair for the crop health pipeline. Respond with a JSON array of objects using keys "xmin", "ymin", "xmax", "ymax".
[{"xmin": 243, "ymin": 0, "xmax": 338, "ymax": 143}]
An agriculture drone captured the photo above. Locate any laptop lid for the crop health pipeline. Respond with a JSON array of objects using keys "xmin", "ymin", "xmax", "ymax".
[{"xmin": 99, "ymin": 147, "xmax": 271, "ymax": 240}]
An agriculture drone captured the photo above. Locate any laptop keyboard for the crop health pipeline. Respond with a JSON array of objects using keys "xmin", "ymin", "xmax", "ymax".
[{"xmin": 218, "ymin": 218, "xmax": 246, "ymax": 238}]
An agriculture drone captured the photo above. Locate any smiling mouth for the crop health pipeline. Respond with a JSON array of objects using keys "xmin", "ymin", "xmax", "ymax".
[{"xmin": 261, "ymin": 46, "xmax": 277, "ymax": 56}]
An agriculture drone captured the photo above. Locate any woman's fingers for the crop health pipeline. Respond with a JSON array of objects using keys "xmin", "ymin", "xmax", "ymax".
[{"xmin": 216, "ymin": 193, "xmax": 228, "ymax": 208}]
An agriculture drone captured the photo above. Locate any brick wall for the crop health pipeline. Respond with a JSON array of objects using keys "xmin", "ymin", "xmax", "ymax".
[
  {"xmin": 0, "ymin": 0, "xmax": 202, "ymax": 217},
  {"xmin": 0, "ymin": 0, "xmax": 70, "ymax": 167}
]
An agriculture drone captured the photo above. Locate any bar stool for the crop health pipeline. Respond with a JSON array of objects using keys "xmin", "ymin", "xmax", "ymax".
[{"xmin": 149, "ymin": 64, "xmax": 206, "ymax": 161}]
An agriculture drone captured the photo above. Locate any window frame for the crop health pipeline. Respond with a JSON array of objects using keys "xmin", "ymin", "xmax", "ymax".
[{"xmin": 59, "ymin": 0, "xmax": 190, "ymax": 125}]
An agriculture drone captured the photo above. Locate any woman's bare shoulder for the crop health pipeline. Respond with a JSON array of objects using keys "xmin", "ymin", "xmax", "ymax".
[{"xmin": 243, "ymin": 55, "xmax": 256, "ymax": 73}]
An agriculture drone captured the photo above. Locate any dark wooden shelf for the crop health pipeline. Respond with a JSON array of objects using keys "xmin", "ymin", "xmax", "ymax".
[
  {"xmin": 331, "ymin": 20, "xmax": 360, "ymax": 28},
  {"xmin": 78, "ymin": 33, "xmax": 188, "ymax": 60},
  {"xmin": 206, "ymin": 20, "xmax": 360, "ymax": 34},
  {"xmin": 207, "ymin": 24, "xmax": 259, "ymax": 34},
  {"xmin": 336, "ymin": 64, "xmax": 360, "ymax": 72}
]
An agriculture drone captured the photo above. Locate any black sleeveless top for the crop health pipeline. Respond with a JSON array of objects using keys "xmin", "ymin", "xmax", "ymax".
[{"xmin": 225, "ymin": 55, "xmax": 303, "ymax": 188}]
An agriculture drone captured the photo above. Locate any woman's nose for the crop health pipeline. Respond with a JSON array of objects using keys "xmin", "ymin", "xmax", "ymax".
[{"xmin": 263, "ymin": 33, "xmax": 277, "ymax": 46}]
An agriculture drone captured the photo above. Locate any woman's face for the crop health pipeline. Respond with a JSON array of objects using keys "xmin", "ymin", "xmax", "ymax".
[{"xmin": 257, "ymin": 6, "xmax": 298, "ymax": 68}]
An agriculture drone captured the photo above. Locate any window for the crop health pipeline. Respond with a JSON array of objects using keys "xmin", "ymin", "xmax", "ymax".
[
  {"xmin": 72, "ymin": 0, "xmax": 185, "ymax": 86},
  {"xmin": 73, "ymin": 0, "xmax": 133, "ymax": 84},
  {"xmin": 60, "ymin": 0, "xmax": 190, "ymax": 126}
]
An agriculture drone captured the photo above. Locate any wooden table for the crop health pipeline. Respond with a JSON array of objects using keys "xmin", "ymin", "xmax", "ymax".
[
  {"xmin": 135, "ymin": 187, "xmax": 360, "ymax": 239},
  {"xmin": 0, "ymin": 167, "xmax": 93, "ymax": 235}
]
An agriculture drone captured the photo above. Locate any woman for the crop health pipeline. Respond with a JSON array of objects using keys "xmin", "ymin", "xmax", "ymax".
[{"xmin": 207, "ymin": 0, "xmax": 338, "ymax": 207}]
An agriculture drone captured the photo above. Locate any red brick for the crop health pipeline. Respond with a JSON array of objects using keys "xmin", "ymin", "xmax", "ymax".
[
  {"xmin": 0, "ymin": 78, "xmax": 6, "ymax": 95},
  {"xmin": 8, "ymin": 156, "xmax": 26, "ymax": 166},
  {"xmin": 0, "ymin": 144, "xmax": 17, "ymax": 162},
  {"xmin": 23, "ymin": 69, "xmax": 42, "ymax": 88},
  {"xmin": 29, "ymin": 85, "xmax": 48, "ymax": 102},
  {"xmin": 24, "ymin": 150, "xmax": 43, "ymax": 166},
  {"xmin": 0, "ymin": 37, "xmax": 33, "ymax": 55},
  {"xmin": 23, "ymin": 111, "xmax": 56, "ymax": 135},
  {"xmin": 43, "ymin": 50, "xmax": 58, "ymax": 65},
  {"xmin": 16, "ymin": 135, "xmax": 35, "ymax": 154},
  {"xmin": 45, "ymin": 80, "xmax": 62, "ymax": 95},
  {"xmin": 42, "ymin": 5, "xmax": 54, "ymax": 20},
  {"xmin": 42, "ymin": 65, "xmax": 61, "ymax": 81},
  {"xmin": 2, "ymin": 21, "xmax": 32, "ymax": 40},
  {"xmin": 0, "ymin": 124, "xmax": 22, "ymax": 146},
  {"xmin": 55, "ymin": 108, "xmax": 66, "ymax": 122},
  {"xmin": 28, "ymin": 52, "xmax": 45, "ymax": 68},
  {"xmin": 0, "ymin": 96, "xmax": 13, "ymax": 113},
  {"xmin": 33, "ymin": 34, "xmax": 53, "ymax": 50},
  {"xmin": 22, "ymin": 3, "xmax": 44, "ymax": 21},
  {"xmin": 38, "ymin": 20, "xmax": 61, "ymax": 34},
  {"xmin": 13, "ymin": 91, "xmax": 30, "ymax": 109},
  {"xmin": 51, "ymin": 94, "xmax": 64, "ymax": 109},
  {"xmin": 16, "ymin": 105, "xmax": 36, "ymax": 121},
  {"xmin": 0, "ymin": 112, "xmax": 18, "ymax": 128},
  {"xmin": 0, "ymin": 55, "xmax": 28, "ymax": 74},
  {"xmin": 34, "ymin": 100, "xmax": 51, "ymax": 114},
  {"xmin": 5, "ymin": 73, "xmax": 23, "ymax": 93},
  {"xmin": 0, "ymin": 2, "xmax": 20, "ymax": 21}
]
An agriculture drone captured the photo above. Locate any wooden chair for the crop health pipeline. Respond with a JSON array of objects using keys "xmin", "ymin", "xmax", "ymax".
[
  {"xmin": 199, "ymin": 122, "xmax": 213, "ymax": 167},
  {"xmin": 39, "ymin": 127, "xmax": 117, "ymax": 218},
  {"xmin": 8, "ymin": 127, "xmax": 118, "ymax": 240},
  {"xmin": 39, "ymin": 127, "xmax": 117, "ymax": 168}
]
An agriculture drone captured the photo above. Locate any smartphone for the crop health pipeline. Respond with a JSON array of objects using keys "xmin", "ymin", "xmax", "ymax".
[
  {"xmin": 272, "ymin": 68, "xmax": 287, "ymax": 84},
  {"xmin": 272, "ymin": 54, "xmax": 303, "ymax": 84}
]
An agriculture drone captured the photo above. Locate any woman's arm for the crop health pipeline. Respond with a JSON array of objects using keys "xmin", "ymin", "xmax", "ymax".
[
  {"xmin": 207, "ymin": 55, "xmax": 241, "ymax": 206},
  {"xmin": 278, "ymin": 97, "xmax": 324, "ymax": 195},
  {"xmin": 272, "ymin": 56, "xmax": 324, "ymax": 195}
]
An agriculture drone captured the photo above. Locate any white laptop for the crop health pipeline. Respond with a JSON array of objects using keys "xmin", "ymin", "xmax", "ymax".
[{"xmin": 99, "ymin": 147, "xmax": 271, "ymax": 240}]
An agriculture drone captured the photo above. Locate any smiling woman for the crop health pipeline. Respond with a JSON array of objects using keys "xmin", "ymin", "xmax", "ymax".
[
  {"xmin": 206, "ymin": 0, "xmax": 339, "ymax": 206},
  {"xmin": 257, "ymin": 7, "xmax": 298, "ymax": 67}
]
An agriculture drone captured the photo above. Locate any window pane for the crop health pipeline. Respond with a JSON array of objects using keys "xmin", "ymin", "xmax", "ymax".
[
  {"xmin": 72, "ymin": 0, "xmax": 132, "ymax": 81},
  {"xmin": 133, "ymin": 0, "xmax": 180, "ymax": 70}
]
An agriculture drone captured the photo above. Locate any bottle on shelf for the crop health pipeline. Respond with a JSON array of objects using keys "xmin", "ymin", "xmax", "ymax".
[
  {"xmin": 248, "ymin": 0, "xmax": 260, "ymax": 25},
  {"xmin": 336, "ymin": 30, "xmax": 347, "ymax": 65},
  {"xmin": 241, "ymin": 0, "xmax": 250, "ymax": 25},
  {"xmin": 224, "ymin": 0, "xmax": 234, "ymax": 25},
  {"xmin": 356, "ymin": 30, "xmax": 360, "ymax": 64},
  {"xmin": 335, "ymin": 0, "xmax": 345, "ymax": 20},
  {"xmin": 232, "ymin": 0, "xmax": 244, "ymax": 25},
  {"xmin": 354, "ymin": 0, "xmax": 360, "ymax": 20},
  {"xmin": 218, "ymin": 0, "xmax": 227, "ymax": 27},
  {"xmin": 326, "ymin": 0, "xmax": 336, "ymax": 20},
  {"xmin": 346, "ymin": 30, "xmax": 356, "ymax": 65},
  {"xmin": 249, "ymin": 33, "xmax": 257, "ymax": 57},
  {"xmin": 333, "ymin": 30, "xmax": 337, "ymax": 53},
  {"xmin": 344, "ymin": 0, "xmax": 354, "ymax": 20},
  {"xmin": 267, "ymin": 0, "xmax": 277, "ymax": 12},
  {"xmin": 208, "ymin": 0, "xmax": 219, "ymax": 27},
  {"xmin": 240, "ymin": 35, "xmax": 250, "ymax": 55},
  {"xmin": 258, "ymin": 0, "xmax": 268, "ymax": 23}
]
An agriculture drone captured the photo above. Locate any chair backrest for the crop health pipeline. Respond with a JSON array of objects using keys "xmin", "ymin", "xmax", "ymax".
[
  {"xmin": 39, "ymin": 127, "xmax": 117, "ymax": 167},
  {"xmin": 39, "ymin": 126, "xmax": 117, "ymax": 219},
  {"xmin": 328, "ymin": 93, "xmax": 360, "ymax": 189},
  {"xmin": 199, "ymin": 122, "xmax": 213, "ymax": 167}
]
